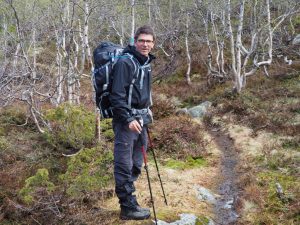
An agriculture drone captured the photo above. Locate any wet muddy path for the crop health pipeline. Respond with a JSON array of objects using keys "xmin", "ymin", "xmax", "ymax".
[{"xmin": 207, "ymin": 125, "xmax": 241, "ymax": 225}]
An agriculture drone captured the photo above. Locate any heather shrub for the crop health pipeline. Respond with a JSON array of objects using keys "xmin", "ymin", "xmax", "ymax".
[
  {"xmin": 152, "ymin": 93, "xmax": 177, "ymax": 119},
  {"xmin": 151, "ymin": 115, "xmax": 208, "ymax": 159}
]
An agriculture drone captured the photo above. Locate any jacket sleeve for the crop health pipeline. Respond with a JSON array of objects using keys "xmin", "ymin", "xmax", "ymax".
[{"xmin": 109, "ymin": 59, "xmax": 135, "ymax": 124}]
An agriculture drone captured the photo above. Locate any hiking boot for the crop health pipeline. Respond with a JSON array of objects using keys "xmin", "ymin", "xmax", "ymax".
[
  {"xmin": 132, "ymin": 195, "xmax": 150, "ymax": 213},
  {"xmin": 120, "ymin": 206, "xmax": 151, "ymax": 220}
]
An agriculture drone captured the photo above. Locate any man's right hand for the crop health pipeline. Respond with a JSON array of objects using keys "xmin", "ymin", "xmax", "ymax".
[{"xmin": 128, "ymin": 120, "xmax": 142, "ymax": 133}]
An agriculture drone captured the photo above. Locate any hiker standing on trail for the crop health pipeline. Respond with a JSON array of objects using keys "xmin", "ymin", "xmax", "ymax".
[{"xmin": 110, "ymin": 25, "xmax": 155, "ymax": 220}]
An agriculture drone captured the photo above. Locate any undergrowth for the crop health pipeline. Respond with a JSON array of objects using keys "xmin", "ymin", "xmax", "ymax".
[
  {"xmin": 151, "ymin": 115, "xmax": 208, "ymax": 160},
  {"xmin": 44, "ymin": 103, "xmax": 95, "ymax": 151}
]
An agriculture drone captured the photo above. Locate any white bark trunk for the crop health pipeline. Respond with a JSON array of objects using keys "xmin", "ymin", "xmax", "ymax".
[
  {"xmin": 211, "ymin": 13, "xmax": 221, "ymax": 73},
  {"xmin": 227, "ymin": 0, "xmax": 237, "ymax": 77},
  {"xmin": 130, "ymin": 0, "xmax": 135, "ymax": 46},
  {"xmin": 235, "ymin": 0, "xmax": 245, "ymax": 92},
  {"xmin": 13, "ymin": 43, "xmax": 21, "ymax": 75},
  {"xmin": 3, "ymin": 15, "xmax": 8, "ymax": 62},
  {"xmin": 148, "ymin": 0, "xmax": 151, "ymax": 23},
  {"xmin": 84, "ymin": 0, "xmax": 93, "ymax": 70},
  {"xmin": 32, "ymin": 28, "xmax": 37, "ymax": 80},
  {"xmin": 185, "ymin": 13, "xmax": 191, "ymax": 85},
  {"xmin": 257, "ymin": 0, "xmax": 272, "ymax": 67},
  {"xmin": 55, "ymin": 30, "xmax": 64, "ymax": 106},
  {"xmin": 78, "ymin": 19, "xmax": 86, "ymax": 73}
]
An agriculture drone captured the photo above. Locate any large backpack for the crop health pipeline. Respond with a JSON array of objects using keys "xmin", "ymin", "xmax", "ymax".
[{"xmin": 92, "ymin": 42, "xmax": 149, "ymax": 119}]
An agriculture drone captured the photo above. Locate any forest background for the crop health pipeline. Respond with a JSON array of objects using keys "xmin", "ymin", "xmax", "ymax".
[{"xmin": 0, "ymin": 0, "xmax": 299, "ymax": 224}]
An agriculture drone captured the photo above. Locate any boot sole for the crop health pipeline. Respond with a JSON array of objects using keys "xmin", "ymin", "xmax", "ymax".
[{"xmin": 120, "ymin": 214, "xmax": 151, "ymax": 220}]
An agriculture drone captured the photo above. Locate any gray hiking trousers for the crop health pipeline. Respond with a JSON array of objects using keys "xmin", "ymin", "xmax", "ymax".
[{"xmin": 113, "ymin": 121, "xmax": 147, "ymax": 200}]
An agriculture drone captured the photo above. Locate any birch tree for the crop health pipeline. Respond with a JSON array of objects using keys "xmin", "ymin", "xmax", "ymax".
[{"xmin": 227, "ymin": 0, "xmax": 299, "ymax": 93}]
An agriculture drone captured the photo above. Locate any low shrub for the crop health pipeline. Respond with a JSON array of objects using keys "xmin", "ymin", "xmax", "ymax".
[
  {"xmin": 44, "ymin": 104, "xmax": 95, "ymax": 151},
  {"xmin": 19, "ymin": 168, "xmax": 55, "ymax": 204},
  {"xmin": 0, "ymin": 136, "xmax": 10, "ymax": 152},
  {"xmin": 100, "ymin": 118, "xmax": 114, "ymax": 140},
  {"xmin": 151, "ymin": 115, "xmax": 208, "ymax": 159},
  {"xmin": 59, "ymin": 146, "xmax": 113, "ymax": 198},
  {"xmin": 152, "ymin": 93, "xmax": 177, "ymax": 119},
  {"xmin": 0, "ymin": 106, "xmax": 30, "ymax": 135}
]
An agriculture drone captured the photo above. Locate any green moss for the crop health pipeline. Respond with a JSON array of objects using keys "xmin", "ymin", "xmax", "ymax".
[
  {"xmin": 257, "ymin": 171, "xmax": 299, "ymax": 212},
  {"xmin": 156, "ymin": 209, "xmax": 180, "ymax": 222},
  {"xmin": 195, "ymin": 216, "xmax": 210, "ymax": 225},
  {"xmin": 165, "ymin": 156, "xmax": 207, "ymax": 170}
]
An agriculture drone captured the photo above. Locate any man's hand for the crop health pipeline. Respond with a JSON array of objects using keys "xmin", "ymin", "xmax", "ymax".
[{"xmin": 128, "ymin": 120, "xmax": 142, "ymax": 133}]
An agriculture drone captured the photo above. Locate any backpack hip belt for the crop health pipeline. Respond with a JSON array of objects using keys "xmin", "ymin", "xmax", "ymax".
[{"xmin": 131, "ymin": 108, "xmax": 149, "ymax": 115}]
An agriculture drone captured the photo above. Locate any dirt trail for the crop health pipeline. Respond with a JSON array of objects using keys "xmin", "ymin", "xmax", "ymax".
[
  {"xmin": 207, "ymin": 124, "xmax": 241, "ymax": 225},
  {"xmin": 95, "ymin": 120, "xmax": 242, "ymax": 225}
]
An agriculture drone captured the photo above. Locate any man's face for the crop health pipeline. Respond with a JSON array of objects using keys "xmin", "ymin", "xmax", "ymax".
[{"xmin": 134, "ymin": 34, "xmax": 154, "ymax": 57}]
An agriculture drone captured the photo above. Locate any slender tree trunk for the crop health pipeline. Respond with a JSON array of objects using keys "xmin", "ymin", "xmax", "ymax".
[
  {"xmin": 235, "ymin": 0, "xmax": 245, "ymax": 92},
  {"xmin": 83, "ymin": 0, "xmax": 93, "ymax": 70},
  {"xmin": 32, "ymin": 28, "xmax": 37, "ymax": 80},
  {"xmin": 148, "ymin": 0, "xmax": 151, "ymax": 23},
  {"xmin": 55, "ymin": 30, "xmax": 64, "ymax": 105},
  {"xmin": 130, "ymin": 0, "xmax": 135, "ymax": 46},
  {"xmin": 211, "ymin": 13, "xmax": 221, "ymax": 73},
  {"xmin": 3, "ymin": 15, "xmax": 8, "ymax": 63},
  {"xmin": 185, "ymin": 13, "xmax": 191, "ymax": 85},
  {"xmin": 78, "ymin": 19, "xmax": 86, "ymax": 73}
]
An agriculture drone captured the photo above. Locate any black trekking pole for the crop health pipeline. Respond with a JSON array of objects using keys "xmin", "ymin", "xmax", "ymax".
[
  {"xmin": 137, "ymin": 117, "xmax": 158, "ymax": 225},
  {"xmin": 147, "ymin": 128, "xmax": 168, "ymax": 206}
]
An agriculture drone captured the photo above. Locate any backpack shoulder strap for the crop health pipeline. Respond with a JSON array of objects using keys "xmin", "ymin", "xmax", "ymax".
[{"xmin": 122, "ymin": 53, "xmax": 141, "ymax": 108}]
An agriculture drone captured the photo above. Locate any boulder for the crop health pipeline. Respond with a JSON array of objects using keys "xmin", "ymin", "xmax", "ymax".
[
  {"xmin": 292, "ymin": 34, "xmax": 300, "ymax": 45},
  {"xmin": 194, "ymin": 185, "xmax": 217, "ymax": 204},
  {"xmin": 175, "ymin": 108, "xmax": 188, "ymax": 116},
  {"xmin": 187, "ymin": 101, "xmax": 212, "ymax": 118}
]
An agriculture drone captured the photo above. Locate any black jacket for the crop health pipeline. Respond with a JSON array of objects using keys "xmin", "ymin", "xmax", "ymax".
[{"xmin": 109, "ymin": 45, "xmax": 155, "ymax": 124}]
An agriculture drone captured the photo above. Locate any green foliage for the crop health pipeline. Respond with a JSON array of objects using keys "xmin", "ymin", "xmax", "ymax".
[
  {"xmin": 257, "ymin": 171, "xmax": 299, "ymax": 222},
  {"xmin": 19, "ymin": 168, "xmax": 55, "ymax": 204},
  {"xmin": 100, "ymin": 119, "xmax": 114, "ymax": 140},
  {"xmin": 44, "ymin": 103, "xmax": 95, "ymax": 150},
  {"xmin": 59, "ymin": 146, "xmax": 113, "ymax": 198},
  {"xmin": 0, "ymin": 107, "xmax": 28, "ymax": 127},
  {"xmin": 282, "ymin": 139, "xmax": 300, "ymax": 151},
  {"xmin": 0, "ymin": 136, "xmax": 10, "ymax": 152},
  {"xmin": 165, "ymin": 156, "xmax": 207, "ymax": 170},
  {"xmin": 291, "ymin": 15, "xmax": 300, "ymax": 27}
]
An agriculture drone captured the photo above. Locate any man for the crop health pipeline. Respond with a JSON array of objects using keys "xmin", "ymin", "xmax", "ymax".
[{"xmin": 109, "ymin": 25, "xmax": 155, "ymax": 220}]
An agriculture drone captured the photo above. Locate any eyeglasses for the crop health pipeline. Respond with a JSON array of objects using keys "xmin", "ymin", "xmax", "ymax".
[{"xmin": 137, "ymin": 39, "xmax": 154, "ymax": 44}]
